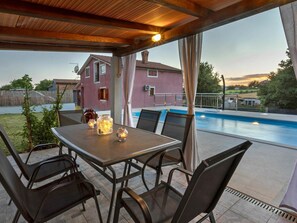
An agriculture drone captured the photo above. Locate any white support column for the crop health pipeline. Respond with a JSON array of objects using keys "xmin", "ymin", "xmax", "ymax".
[{"xmin": 110, "ymin": 55, "xmax": 122, "ymax": 124}]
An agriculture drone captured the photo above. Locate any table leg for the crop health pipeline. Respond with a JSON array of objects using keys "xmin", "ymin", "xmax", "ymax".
[{"xmin": 106, "ymin": 166, "xmax": 117, "ymax": 223}]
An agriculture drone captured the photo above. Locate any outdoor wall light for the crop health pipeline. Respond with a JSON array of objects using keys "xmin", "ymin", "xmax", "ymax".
[{"xmin": 152, "ymin": 34, "xmax": 161, "ymax": 42}]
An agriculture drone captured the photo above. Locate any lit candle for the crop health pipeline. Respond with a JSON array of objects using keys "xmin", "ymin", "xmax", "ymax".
[
  {"xmin": 88, "ymin": 119, "xmax": 95, "ymax": 129},
  {"xmin": 117, "ymin": 127, "xmax": 128, "ymax": 142}
]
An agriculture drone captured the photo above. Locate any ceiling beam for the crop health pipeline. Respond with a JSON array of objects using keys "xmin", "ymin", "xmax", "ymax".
[
  {"xmin": 0, "ymin": 26, "xmax": 131, "ymax": 45},
  {"xmin": 163, "ymin": 0, "xmax": 297, "ymax": 41},
  {"xmin": 145, "ymin": 0, "xmax": 213, "ymax": 18},
  {"xmin": 0, "ymin": 41, "xmax": 115, "ymax": 52},
  {"xmin": 116, "ymin": 0, "xmax": 296, "ymax": 56},
  {"xmin": 0, "ymin": 0, "xmax": 165, "ymax": 34}
]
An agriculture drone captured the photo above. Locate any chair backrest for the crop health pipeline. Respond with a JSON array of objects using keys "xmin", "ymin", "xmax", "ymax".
[
  {"xmin": 161, "ymin": 112, "xmax": 193, "ymax": 152},
  {"xmin": 0, "ymin": 125, "xmax": 28, "ymax": 178},
  {"xmin": 136, "ymin": 109, "xmax": 161, "ymax": 133},
  {"xmin": 172, "ymin": 140, "xmax": 252, "ymax": 223},
  {"xmin": 58, "ymin": 110, "xmax": 84, "ymax": 126},
  {"xmin": 0, "ymin": 149, "xmax": 32, "ymax": 221}
]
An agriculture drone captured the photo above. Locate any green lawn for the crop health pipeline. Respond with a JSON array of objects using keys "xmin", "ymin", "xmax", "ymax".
[
  {"xmin": 226, "ymin": 88, "xmax": 258, "ymax": 94},
  {"xmin": 0, "ymin": 113, "xmax": 42, "ymax": 155}
]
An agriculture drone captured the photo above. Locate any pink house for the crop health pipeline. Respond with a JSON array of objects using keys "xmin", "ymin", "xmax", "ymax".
[{"xmin": 77, "ymin": 54, "xmax": 183, "ymax": 111}]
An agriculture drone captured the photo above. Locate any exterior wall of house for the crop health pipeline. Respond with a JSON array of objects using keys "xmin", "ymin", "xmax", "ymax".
[
  {"xmin": 80, "ymin": 58, "xmax": 182, "ymax": 111},
  {"xmin": 80, "ymin": 58, "xmax": 111, "ymax": 111},
  {"xmin": 132, "ymin": 68, "xmax": 183, "ymax": 108}
]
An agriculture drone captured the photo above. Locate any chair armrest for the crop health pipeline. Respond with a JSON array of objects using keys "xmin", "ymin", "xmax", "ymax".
[
  {"xmin": 141, "ymin": 146, "xmax": 183, "ymax": 190},
  {"xmin": 34, "ymin": 175, "xmax": 98, "ymax": 220},
  {"xmin": 27, "ymin": 155, "xmax": 77, "ymax": 188},
  {"xmin": 117, "ymin": 187, "xmax": 153, "ymax": 223},
  {"xmin": 25, "ymin": 143, "xmax": 61, "ymax": 164},
  {"xmin": 167, "ymin": 167, "xmax": 193, "ymax": 185},
  {"xmin": 157, "ymin": 146, "xmax": 183, "ymax": 167}
]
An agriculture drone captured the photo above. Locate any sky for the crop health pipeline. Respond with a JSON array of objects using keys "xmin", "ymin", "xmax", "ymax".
[{"xmin": 0, "ymin": 8, "xmax": 288, "ymax": 87}]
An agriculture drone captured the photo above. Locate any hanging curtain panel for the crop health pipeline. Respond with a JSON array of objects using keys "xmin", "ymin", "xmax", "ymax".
[
  {"xmin": 122, "ymin": 54, "xmax": 136, "ymax": 127},
  {"xmin": 178, "ymin": 33, "xmax": 203, "ymax": 171}
]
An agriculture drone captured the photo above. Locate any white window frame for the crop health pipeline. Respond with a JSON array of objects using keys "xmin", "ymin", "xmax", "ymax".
[
  {"xmin": 149, "ymin": 86, "xmax": 155, "ymax": 96},
  {"xmin": 147, "ymin": 69, "xmax": 158, "ymax": 78},
  {"xmin": 85, "ymin": 66, "xmax": 90, "ymax": 78},
  {"xmin": 100, "ymin": 64, "xmax": 106, "ymax": 75},
  {"xmin": 93, "ymin": 61, "xmax": 100, "ymax": 83}
]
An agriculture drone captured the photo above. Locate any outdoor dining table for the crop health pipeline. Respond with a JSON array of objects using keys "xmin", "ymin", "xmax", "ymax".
[{"xmin": 51, "ymin": 123, "xmax": 181, "ymax": 223}]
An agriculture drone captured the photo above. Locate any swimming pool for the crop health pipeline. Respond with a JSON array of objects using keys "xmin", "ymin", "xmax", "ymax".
[{"xmin": 133, "ymin": 109, "xmax": 297, "ymax": 147}]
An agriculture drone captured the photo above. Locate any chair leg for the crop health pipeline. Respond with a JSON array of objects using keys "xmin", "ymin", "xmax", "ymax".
[
  {"xmin": 113, "ymin": 196, "xmax": 122, "ymax": 223},
  {"xmin": 154, "ymin": 168, "xmax": 161, "ymax": 187},
  {"xmin": 124, "ymin": 161, "xmax": 132, "ymax": 187},
  {"xmin": 81, "ymin": 202, "xmax": 86, "ymax": 211},
  {"xmin": 121, "ymin": 161, "xmax": 128, "ymax": 188},
  {"xmin": 209, "ymin": 212, "xmax": 216, "ymax": 223},
  {"xmin": 12, "ymin": 210, "xmax": 21, "ymax": 223},
  {"xmin": 93, "ymin": 196, "xmax": 103, "ymax": 223}
]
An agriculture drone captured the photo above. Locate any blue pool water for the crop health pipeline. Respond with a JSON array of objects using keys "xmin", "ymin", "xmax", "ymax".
[{"xmin": 133, "ymin": 109, "xmax": 297, "ymax": 147}]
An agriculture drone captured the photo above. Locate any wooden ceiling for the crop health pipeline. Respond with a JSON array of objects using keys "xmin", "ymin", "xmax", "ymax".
[{"xmin": 0, "ymin": 0, "xmax": 295, "ymax": 56}]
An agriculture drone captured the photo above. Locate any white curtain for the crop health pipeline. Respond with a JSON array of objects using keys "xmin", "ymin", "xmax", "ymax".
[
  {"xmin": 280, "ymin": 2, "xmax": 297, "ymax": 79},
  {"xmin": 122, "ymin": 53, "xmax": 136, "ymax": 127},
  {"xmin": 178, "ymin": 33, "xmax": 203, "ymax": 171}
]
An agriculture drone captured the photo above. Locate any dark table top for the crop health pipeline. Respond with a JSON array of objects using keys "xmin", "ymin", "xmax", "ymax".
[{"xmin": 52, "ymin": 123, "xmax": 181, "ymax": 167}]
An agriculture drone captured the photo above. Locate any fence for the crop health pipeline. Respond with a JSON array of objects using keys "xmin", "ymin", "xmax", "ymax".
[
  {"xmin": 154, "ymin": 93, "xmax": 223, "ymax": 109},
  {"xmin": 0, "ymin": 90, "xmax": 74, "ymax": 106},
  {"xmin": 154, "ymin": 93, "xmax": 262, "ymax": 112}
]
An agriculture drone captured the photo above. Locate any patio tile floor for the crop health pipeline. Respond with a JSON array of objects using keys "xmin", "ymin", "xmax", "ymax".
[{"xmin": 1, "ymin": 129, "xmax": 297, "ymax": 223}]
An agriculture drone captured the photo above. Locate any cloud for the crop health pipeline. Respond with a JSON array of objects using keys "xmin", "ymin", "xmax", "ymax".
[{"xmin": 225, "ymin": 73, "xmax": 269, "ymax": 85}]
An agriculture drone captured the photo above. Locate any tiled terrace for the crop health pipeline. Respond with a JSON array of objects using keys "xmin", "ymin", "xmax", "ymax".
[{"xmin": 1, "ymin": 129, "xmax": 297, "ymax": 223}]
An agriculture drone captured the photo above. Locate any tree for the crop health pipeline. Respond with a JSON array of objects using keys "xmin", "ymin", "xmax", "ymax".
[
  {"xmin": 258, "ymin": 51, "xmax": 297, "ymax": 109},
  {"xmin": 248, "ymin": 80, "xmax": 260, "ymax": 88},
  {"xmin": 3, "ymin": 74, "xmax": 34, "ymax": 90},
  {"xmin": 197, "ymin": 62, "xmax": 221, "ymax": 93},
  {"xmin": 35, "ymin": 79, "xmax": 52, "ymax": 90},
  {"xmin": 0, "ymin": 84, "xmax": 12, "ymax": 90}
]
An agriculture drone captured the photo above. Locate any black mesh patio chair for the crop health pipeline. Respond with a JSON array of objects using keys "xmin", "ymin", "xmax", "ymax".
[
  {"xmin": 122, "ymin": 109, "xmax": 161, "ymax": 187},
  {"xmin": 0, "ymin": 149, "xmax": 103, "ymax": 223},
  {"xmin": 136, "ymin": 109, "xmax": 161, "ymax": 133},
  {"xmin": 130, "ymin": 112, "xmax": 193, "ymax": 189},
  {"xmin": 0, "ymin": 125, "xmax": 76, "ymax": 189},
  {"xmin": 114, "ymin": 140, "xmax": 252, "ymax": 223},
  {"xmin": 58, "ymin": 109, "xmax": 85, "ymax": 126}
]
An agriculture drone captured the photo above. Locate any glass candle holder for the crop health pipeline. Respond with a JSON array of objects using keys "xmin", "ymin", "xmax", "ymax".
[
  {"xmin": 116, "ymin": 127, "xmax": 128, "ymax": 142},
  {"xmin": 87, "ymin": 119, "xmax": 96, "ymax": 129},
  {"xmin": 97, "ymin": 115, "xmax": 113, "ymax": 135}
]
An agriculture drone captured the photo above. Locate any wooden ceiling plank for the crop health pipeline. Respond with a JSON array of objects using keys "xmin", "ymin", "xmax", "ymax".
[
  {"xmin": 0, "ymin": 41, "xmax": 115, "ymax": 52},
  {"xmin": 0, "ymin": 0, "xmax": 165, "ymax": 34},
  {"xmin": 116, "ymin": 0, "xmax": 297, "ymax": 56},
  {"xmin": 145, "ymin": 0, "xmax": 213, "ymax": 17},
  {"xmin": 0, "ymin": 26, "xmax": 131, "ymax": 45}
]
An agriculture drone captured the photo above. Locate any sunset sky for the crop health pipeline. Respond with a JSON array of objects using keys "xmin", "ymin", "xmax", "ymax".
[
  {"xmin": 225, "ymin": 73, "xmax": 270, "ymax": 86},
  {"xmin": 0, "ymin": 8, "xmax": 288, "ymax": 87}
]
